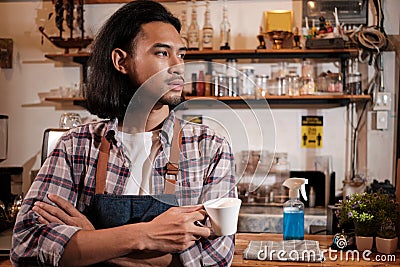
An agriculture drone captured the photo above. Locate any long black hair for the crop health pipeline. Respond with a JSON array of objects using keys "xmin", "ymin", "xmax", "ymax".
[{"xmin": 85, "ymin": 0, "xmax": 181, "ymax": 120}]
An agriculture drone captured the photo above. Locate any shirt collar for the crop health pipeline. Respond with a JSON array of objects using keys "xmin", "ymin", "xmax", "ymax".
[{"xmin": 159, "ymin": 110, "xmax": 176, "ymax": 146}]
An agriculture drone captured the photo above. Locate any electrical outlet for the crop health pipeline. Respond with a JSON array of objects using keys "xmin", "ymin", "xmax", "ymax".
[
  {"xmin": 373, "ymin": 92, "xmax": 392, "ymax": 111},
  {"xmin": 376, "ymin": 111, "xmax": 388, "ymax": 130}
]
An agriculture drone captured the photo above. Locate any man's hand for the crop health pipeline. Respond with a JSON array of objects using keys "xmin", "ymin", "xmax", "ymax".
[
  {"xmin": 32, "ymin": 194, "xmax": 95, "ymax": 230},
  {"xmin": 140, "ymin": 205, "xmax": 211, "ymax": 253}
]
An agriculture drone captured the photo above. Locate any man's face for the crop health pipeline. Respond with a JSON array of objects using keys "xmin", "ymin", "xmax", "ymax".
[{"xmin": 126, "ymin": 21, "xmax": 186, "ymax": 106}]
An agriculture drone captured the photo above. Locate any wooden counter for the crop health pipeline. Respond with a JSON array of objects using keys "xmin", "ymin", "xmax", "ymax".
[
  {"xmin": 233, "ymin": 233, "xmax": 400, "ymax": 266},
  {"xmin": 2, "ymin": 233, "xmax": 399, "ymax": 266},
  {"xmin": 0, "ymin": 257, "xmax": 10, "ymax": 267}
]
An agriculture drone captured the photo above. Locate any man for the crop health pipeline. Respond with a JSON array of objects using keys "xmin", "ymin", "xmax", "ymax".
[{"xmin": 11, "ymin": 1, "xmax": 236, "ymax": 266}]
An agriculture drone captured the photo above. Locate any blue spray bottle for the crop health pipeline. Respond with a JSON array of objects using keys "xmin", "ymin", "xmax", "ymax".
[{"xmin": 282, "ymin": 178, "xmax": 308, "ymax": 240}]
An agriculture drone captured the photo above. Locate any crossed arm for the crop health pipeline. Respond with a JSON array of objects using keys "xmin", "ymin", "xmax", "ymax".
[{"xmin": 32, "ymin": 194, "xmax": 209, "ymax": 266}]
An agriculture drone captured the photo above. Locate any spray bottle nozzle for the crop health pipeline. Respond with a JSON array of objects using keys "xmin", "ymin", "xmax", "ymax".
[{"xmin": 282, "ymin": 178, "xmax": 308, "ymax": 201}]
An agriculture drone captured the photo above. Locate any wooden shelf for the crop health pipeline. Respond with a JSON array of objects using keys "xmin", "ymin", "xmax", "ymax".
[
  {"xmin": 39, "ymin": 95, "xmax": 370, "ymax": 110},
  {"xmin": 184, "ymin": 48, "xmax": 359, "ymax": 60},
  {"xmin": 45, "ymin": 48, "xmax": 358, "ymax": 65},
  {"xmin": 43, "ymin": 49, "xmax": 364, "ymax": 109},
  {"xmin": 183, "ymin": 95, "xmax": 370, "ymax": 109},
  {"xmin": 22, "ymin": 97, "xmax": 86, "ymax": 110},
  {"xmin": 44, "ymin": 53, "xmax": 90, "ymax": 66},
  {"xmin": 22, "ymin": 95, "xmax": 371, "ymax": 111},
  {"xmin": 85, "ymin": 0, "xmax": 180, "ymax": 3}
]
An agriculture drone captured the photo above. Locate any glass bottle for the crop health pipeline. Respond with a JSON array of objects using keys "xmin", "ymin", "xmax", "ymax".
[
  {"xmin": 300, "ymin": 59, "xmax": 315, "ymax": 95},
  {"xmin": 187, "ymin": 0, "xmax": 200, "ymax": 51},
  {"xmin": 270, "ymin": 152, "xmax": 290, "ymax": 203},
  {"xmin": 219, "ymin": 3, "xmax": 231, "ymax": 50},
  {"xmin": 180, "ymin": 9, "xmax": 189, "ymax": 47},
  {"xmin": 201, "ymin": 0, "xmax": 213, "ymax": 50}
]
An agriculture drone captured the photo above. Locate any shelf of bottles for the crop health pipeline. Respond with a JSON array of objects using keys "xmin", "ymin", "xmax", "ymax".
[{"xmin": 43, "ymin": 0, "xmax": 369, "ymax": 109}]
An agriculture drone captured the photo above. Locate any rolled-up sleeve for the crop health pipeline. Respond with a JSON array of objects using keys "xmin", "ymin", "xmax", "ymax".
[
  {"xmin": 180, "ymin": 137, "xmax": 237, "ymax": 267},
  {"xmin": 11, "ymin": 139, "xmax": 81, "ymax": 266}
]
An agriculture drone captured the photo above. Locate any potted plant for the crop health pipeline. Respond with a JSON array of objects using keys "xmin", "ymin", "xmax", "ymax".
[
  {"xmin": 374, "ymin": 193, "xmax": 398, "ymax": 254},
  {"xmin": 338, "ymin": 193, "xmax": 380, "ymax": 251}
]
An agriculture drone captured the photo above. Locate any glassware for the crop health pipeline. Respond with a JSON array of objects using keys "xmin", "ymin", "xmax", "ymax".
[
  {"xmin": 180, "ymin": 9, "xmax": 189, "ymax": 47},
  {"xmin": 286, "ymin": 73, "xmax": 299, "ymax": 96},
  {"xmin": 187, "ymin": 0, "xmax": 199, "ymax": 51},
  {"xmin": 276, "ymin": 76, "xmax": 287, "ymax": 96},
  {"xmin": 301, "ymin": 60, "xmax": 314, "ymax": 79},
  {"xmin": 270, "ymin": 152, "xmax": 290, "ymax": 203},
  {"xmin": 201, "ymin": 0, "xmax": 213, "ymax": 50},
  {"xmin": 256, "ymin": 74, "xmax": 269, "ymax": 97},
  {"xmin": 239, "ymin": 66, "xmax": 255, "ymax": 96},
  {"xmin": 267, "ymin": 78, "xmax": 279, "ymax": 95},
  {"xmin": 219, "ymin": 2, "xmax": 231, "ymax": 50},
  {"xmin": 299, "ymin": 77, "xmax": 315, "ymax": 95},
  {"xmin": 347, "ymin": 73, "xmax": 362, "ymax": 95},
  {"xmin": 327, "ymin": 73, "xmax": 343, "ymax": 93},
  {"xmin": 59, "ymin": 112, "xmax": 82, "ymax": 129}
]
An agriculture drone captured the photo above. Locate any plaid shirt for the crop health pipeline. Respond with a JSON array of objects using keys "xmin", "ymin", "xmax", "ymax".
[{"xmin": 11, "ymin": 112, "xmax": 237, "ymax": 267}]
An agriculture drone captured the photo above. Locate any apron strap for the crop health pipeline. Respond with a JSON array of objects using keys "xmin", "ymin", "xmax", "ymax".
[
  {"xmin": 95, "ymin": 136, "xmax": 111, "ymax": 194},
  {"xmin": 164, "ymin": 119, "xmax": 181, "ymax": 194},
  {"xmin": 94, "ymin": 118, "xmax": 181, "ymax": 195}
]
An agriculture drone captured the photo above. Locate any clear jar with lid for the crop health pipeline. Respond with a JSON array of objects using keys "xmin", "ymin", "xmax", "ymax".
[
  {"xmin": 301, "ymin": 60, "xmax": 314, "ymax": 78},
  {"xmin": 346, "ymin": 73, "xmax": 362, "ymax": 95},
  {"xmin": 327, "ymin": 73, "xmax": 343, "ymax": 93},
  {"xmin": 211, "ymin": 74, "xmax": 228, "ymax": 96},
  {"xmin": 286, "ymin": 73, "xmax": 299, "ymax": 96},
  {"xmin": 239, "ymin": 66, "xmax": 255, "ymax": 96},
  {"xmin": 255, "ymin": 74, "xmax": 269, "ymax": 97},
  {"xmin": 267, "ymin": 78, "xmax": 279, "ymax": 95},
  {"xmin": 299, "ymin": 77, "xmax": 315, "ymax": 95},
  {"xmin": 226, "ymin": 58, "xmax": 238, "ymax": 77},
  {"xmin": 276, "ymin": 77, "xmax": 287, "ymax": 96}
]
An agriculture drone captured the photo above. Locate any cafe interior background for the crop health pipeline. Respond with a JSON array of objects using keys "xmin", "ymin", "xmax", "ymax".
[{"xmin": 0, "ymin": 0, "xmax": 399, "ymax": 235}]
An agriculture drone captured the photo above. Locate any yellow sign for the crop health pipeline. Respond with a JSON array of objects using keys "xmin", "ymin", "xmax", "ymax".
[{"xmin": 301, "ymin": 116, "xmax": 323, "ymax": 148}]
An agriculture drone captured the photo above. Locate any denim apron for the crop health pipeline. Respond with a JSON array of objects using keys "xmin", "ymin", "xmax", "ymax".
[{"xmin": 84, "ymin": 121, "xmax": 182, "ymax": 265}]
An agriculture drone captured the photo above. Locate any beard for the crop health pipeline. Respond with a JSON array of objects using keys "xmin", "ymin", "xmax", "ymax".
[{"xmin": 159, "ymin": 94, "xmax": 184, "ymax": 107}]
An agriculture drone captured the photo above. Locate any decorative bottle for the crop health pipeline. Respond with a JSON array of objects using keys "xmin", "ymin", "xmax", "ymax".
[
  {"xmin": 188, "ymin": 0, "xmax": 200, "ymax": 51},
  {"xmin": 180, "ymin": 9, "xmax": 189, "ymax": 47},
  {"xmin": 219, "ymin": 3, "xmax": 231, "ymax": 50},
  {"xmin": 201, "ymin": 0, "xmax": 214, "ymax": 50}
]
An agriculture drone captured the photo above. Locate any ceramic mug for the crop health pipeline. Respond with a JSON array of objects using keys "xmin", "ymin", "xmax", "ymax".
[{"xmin": 203, "ymin": 197, "xmax": 242, "ymax": 236}]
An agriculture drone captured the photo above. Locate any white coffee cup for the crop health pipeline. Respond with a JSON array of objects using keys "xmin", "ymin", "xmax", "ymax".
[{"xmin": 203, "ymin": 197, "xmax": 242, "ymax": 236}]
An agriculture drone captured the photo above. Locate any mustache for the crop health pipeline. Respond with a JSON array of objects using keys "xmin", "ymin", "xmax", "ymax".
[{"xmin": 165, "ymin": 75, "xmax": 185, "ymax": 84}]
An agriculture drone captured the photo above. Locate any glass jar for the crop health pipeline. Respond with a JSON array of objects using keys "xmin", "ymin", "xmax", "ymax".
[
  {"xmin": 327, "ymin": 73, "xmax": 343, "ymax": 93},
  {"xmin": 286, "ymin": 73, "xmax": 300, "ymax": 96},
  {"xmin": 211, "ymin": 74, "xmax": 228, "ymax": 96},
  {"xmin": 267, "ymin": 78, "xmax": 279, "ymax": 95},
  {"xmin": 301, "ymin": 60, "xmax": 314, "ymax": 78},
  {"xmin": 299, "ymin": 77, "xmax": 315, "ymax": 95},
  {"xmin": 347, "ymin": 72, "xmax": 362, "ymax": 95},
  {"xmin": 255, "ymin": 74, "xmax": 269, "ymax": 97},
  {"xmin": 269, "ymin": 152, "xmax": 290, "ymax": 203},
  {"xmin": 239, "ymin": 66, "xmax": 255, "ymax": 96}
]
